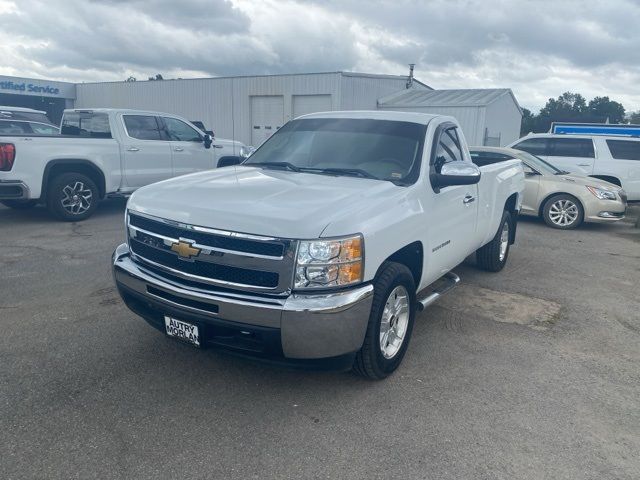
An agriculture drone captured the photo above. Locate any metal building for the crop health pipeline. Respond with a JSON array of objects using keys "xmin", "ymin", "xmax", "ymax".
[
  {"xmin": 377, "ymin": 88, "xmax": 523, "ymax": 146},
  {"xmin": 0, "ymin": 74, "xmax": 76, "ymax": 123},
  {"xmin": 75, "ymin": 72, "xmax": 432, "ymax": 146}
]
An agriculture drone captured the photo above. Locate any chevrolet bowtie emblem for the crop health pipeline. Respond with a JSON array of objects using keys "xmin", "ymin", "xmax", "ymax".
[{"xmin": 171, "ymin": 240, "xmax": 201, "ymax": 259}]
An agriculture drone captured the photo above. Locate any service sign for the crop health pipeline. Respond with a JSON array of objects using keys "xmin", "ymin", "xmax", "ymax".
[{"xmin": 0, "ymin": 76, "xmax": 75, "ymax": 98}]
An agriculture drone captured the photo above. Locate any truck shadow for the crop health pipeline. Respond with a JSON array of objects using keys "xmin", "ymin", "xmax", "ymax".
[{"xmin": 0, "ymin": 197, "xmax": 128, "ymax": 226}]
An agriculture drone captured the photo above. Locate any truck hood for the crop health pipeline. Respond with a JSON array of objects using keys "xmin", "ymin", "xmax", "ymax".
[{"xmin": 127, "ymin": 166, "xmax": 401, "ymax": 238}]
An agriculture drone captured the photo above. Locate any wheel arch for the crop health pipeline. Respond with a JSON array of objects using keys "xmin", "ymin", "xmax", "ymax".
[
  {"xmin": 42, "ymin": 160, "xmax": 106, "ymax": 200},
  {"xmin": 379, "ymin": 241, "xmax": 423, "ymax": 288},
  {"xmin": 504, "ymin": 193, "xmax": 519, "ymax": 243},
  {"xmin": 538, "ymin": 191, "xmax": 584, "ymax": 217}
]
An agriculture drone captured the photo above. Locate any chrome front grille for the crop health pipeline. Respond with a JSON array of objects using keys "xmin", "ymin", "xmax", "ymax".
[{"xmin": 127, "ymin": 212, "xmax": 296, "ymax": 293}]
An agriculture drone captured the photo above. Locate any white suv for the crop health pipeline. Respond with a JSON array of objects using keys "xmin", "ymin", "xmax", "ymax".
[{"xmin": 509, "ymin": 133, "xmax": 640, "ymax": 201}]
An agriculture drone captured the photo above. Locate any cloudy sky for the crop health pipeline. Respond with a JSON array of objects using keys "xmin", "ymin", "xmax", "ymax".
[{"xmin": 1, "ymin": 0, "xmax": 639, "ymax": 112}]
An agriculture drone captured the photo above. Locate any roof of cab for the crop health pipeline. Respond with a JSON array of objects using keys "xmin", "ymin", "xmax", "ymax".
[
  {"xmin": 296, "ymin": 110, "xmax": 444, "ymax": 125},
  {"xmin": 64, "ymin": 108, "xmax": 173, "ymax": 116}
]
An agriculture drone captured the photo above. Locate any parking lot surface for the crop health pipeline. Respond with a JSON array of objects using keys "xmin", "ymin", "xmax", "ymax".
[{"xmin": 1, "ymin": 201, "xmax": 639, "ymax": 480}]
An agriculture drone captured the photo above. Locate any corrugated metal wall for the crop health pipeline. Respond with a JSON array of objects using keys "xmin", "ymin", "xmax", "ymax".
[
  {"xmin": 484, "ymin": 94, "xmax": 522, "ymax": 146},
  {"xmin": 75, "ymin": 73, "xmax": 425, "ymax": 146},
  {"xmin": 340, "ymin": 75, "xmax": 426, "ymax": 110},
  {"xmin": 377, "ymin": 104, "xmax": 487, "ymax": 145},
  {"xmin": 76, "ymin": 73, "xmax": 345, "ymax": 145}
]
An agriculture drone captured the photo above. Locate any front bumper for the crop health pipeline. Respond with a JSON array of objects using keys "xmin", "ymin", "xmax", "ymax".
[
  {"xmin": 0, "ymin": 180, "xmax": 29, "ymax": 200},
  {"xmin": 112, "ymin": 243, "xmax": 374, "ymax": 362}
]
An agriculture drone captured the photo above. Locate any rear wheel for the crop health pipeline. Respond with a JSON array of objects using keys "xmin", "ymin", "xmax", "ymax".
[
  {"xmin": 46, "ymin": 173, "xmax": 99, "ymax": 221},
  {"xmin": 1, "ymin": 199, "xmax": 38, "ymax": 209},
  {"xmin": 353, "ymin": 262, "xmax": 416, "ymax": 380},
  {"xmin": 476, "ymin": 210, "xmax": 512, "ymax": 272},
  {"xmin": 542, "ymin": 194, "xmax": 583, "ymax": 229}
]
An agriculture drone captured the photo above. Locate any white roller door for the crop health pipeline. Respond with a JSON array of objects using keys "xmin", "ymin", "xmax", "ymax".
[
  {"xmin": 250, "ymin": 96, "xmax": 284, "ymax": 147},
  {"xmin": 292, "ymin": 94, "xmax": 332, "ymax": 119}
]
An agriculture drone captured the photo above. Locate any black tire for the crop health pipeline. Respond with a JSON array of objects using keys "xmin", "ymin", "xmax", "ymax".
[
  {"xmin": 1, "ymin": 199, "xmax": 38, "ymax": 209},
  {"xmin": 476, "ymin": 210, "xmax": 512, "ymax": 272},
  {"xmin": 542, "ymin": 194, "xmax": 584, "ymax": 229},
  {"xmin": 353, "ymin": 262, "xmax": 417, "ymax": 380},
  {"xmin": 46, "ymin": 172, "xmax": 99, "ymax": 221}
]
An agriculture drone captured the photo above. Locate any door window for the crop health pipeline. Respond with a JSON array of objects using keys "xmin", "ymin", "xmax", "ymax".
[
  {"xmin": 606, "ymin": 140, "xmax": 640, "ymax": 160},
  {"xmin": 30, "ymin": 123, "xmax": 59, "ymax": 134},
  {"xmin": 164, "ymin": 118, "xmax": 202, "ymax": 142},
  {"xmin": 123, "ymin": 115, "xmax": 164, "ymax": 140},
  {"xmin": 548, "ymin": 138, "xmax": 594, "ymax": 158},
  {"xmin": 512, "ymin": 138, "xmax": 549, "ymax": 156},
  {"xmin": 0, "ymin": 121, "xmax": 30, "ymax": 134},
  {"xmin": 434, "ymin": 127, "xmax": 464, "ymax": 169}
]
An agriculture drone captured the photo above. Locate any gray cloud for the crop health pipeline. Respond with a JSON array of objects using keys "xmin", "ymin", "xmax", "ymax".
[{"xmin": 0, "ymin": 0, "xmax": 639, "ymax": 110}]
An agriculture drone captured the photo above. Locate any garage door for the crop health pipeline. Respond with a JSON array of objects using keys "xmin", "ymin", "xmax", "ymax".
[
  {"xmin": 292, "ymin": 94, "xmax": 332, "ymax": 119},
  {"xmin": 251, "ymin": 96, "xmax": 284, "ymax": 147}
]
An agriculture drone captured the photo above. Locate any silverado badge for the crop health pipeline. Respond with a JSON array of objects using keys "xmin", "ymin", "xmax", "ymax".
[{"xmin": 171, "ymin": 240, "xmax": 201, "ymax": 259}]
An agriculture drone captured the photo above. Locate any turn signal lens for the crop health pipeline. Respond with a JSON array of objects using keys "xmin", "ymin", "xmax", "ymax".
[{"xmin": 338, "ymin": 262, "xmax": 362, "ymax": 284}]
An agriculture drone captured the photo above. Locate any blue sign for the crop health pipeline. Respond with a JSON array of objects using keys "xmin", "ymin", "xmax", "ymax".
[
  {"xmin": 552, "ymin": 122, "xmax": 640, "ymax": 137},
  {"xmin": 0, "ymin": 80, "xmax": 60, "ymax": 96}
]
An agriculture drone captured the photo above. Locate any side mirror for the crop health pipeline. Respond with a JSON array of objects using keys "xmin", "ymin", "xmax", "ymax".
[
  {"xmin": 217, "ymin": 156, "xmax": 242, "ymax": 168},
  {"xmin": 433, "ymin": 162, "xmax": 481, "ymax": 190},
  {"xmin": 203, "ymin": 134, "xmax": 213, "ymax": 149}
]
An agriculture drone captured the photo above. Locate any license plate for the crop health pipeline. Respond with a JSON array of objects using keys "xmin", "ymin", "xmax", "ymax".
[{"xmin": 164, "ymin": 316, "xmax": 200, "ymax": 347}]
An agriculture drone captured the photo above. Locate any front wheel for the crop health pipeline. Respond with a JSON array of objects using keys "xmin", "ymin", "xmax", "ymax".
[
  {"xmin": 353, "ymin": 262, "xmax": 416, "ymax": 380},
  {"xmin": 46, "ymin": 173, "xmax": 99, "ymax": 221},
  {"xmin": 476, "ymin": 210, "xmax": 512, "ymax": 272},
  {"xmin": 542, "ymin": 194, "xmax": 584, "ymax": 229}
]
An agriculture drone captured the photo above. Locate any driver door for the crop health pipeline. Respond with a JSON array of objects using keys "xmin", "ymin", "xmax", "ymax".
[
  {"xmin": 426, "ymin": 125, "xmax": 479, "ymax": 276},
  {"xmin": 162, "ymin": 117, "xmax": 217, "ymax": 177}
]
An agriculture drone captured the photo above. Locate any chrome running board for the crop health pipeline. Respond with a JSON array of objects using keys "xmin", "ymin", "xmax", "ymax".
[{"xmin": 416, "ymin": 272, "xmax": 460, "ymax": 311}]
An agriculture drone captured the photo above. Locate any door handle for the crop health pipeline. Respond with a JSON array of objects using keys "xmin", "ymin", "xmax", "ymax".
[
  {"xmin": 173, "ymin": 147, "xmax": 184, "ymax": 152},
  {"xmin": 577, "ymin": 163, "xmax": 591, "ymax": 167},
  {"xmin": 463, "ymin": 195, "xmax": 476, "ymax": 204},
  {"xmin": 127, "ymin": 147, "xmax": 139, "ymax": 152},
  {"xmin": 212, "ymin": 144, "xmax": 224, "ymax": 149}
]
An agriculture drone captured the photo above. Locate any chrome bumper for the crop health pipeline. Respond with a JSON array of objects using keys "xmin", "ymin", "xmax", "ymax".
[
  {"xmin": 112, "ymin": 243, "xmax": 374, "ymax": 359},
  {"xmin": 0, "ymin": 180, "xmax": 30, "ymax": 200}
]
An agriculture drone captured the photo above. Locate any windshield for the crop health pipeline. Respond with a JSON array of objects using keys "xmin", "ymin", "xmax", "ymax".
[
  {"xmin": 516, "ymin": 151, "xmax": 563, "ymax": 175},
  {"xmin": 244, "ymin": 118, "xmax": 427, "ymax": 184}
]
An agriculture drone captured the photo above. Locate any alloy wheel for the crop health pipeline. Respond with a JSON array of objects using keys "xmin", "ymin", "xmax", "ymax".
[{"xmin": 379, "ymin": 285, "xmax": 410, "ymax": 359}]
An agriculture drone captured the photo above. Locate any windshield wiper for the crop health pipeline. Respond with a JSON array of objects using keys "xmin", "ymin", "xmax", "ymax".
[
  {"xmin": 311, "ymin": 168, "xmax": 380, "ymax": 180},
  {"xmin": 245, "ymin": 161, "xmax": 301, "ymax": 172}
]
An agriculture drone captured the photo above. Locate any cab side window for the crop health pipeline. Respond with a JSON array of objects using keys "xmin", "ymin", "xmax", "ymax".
[
  {"xmin": 163, "ymin": 118, "xmax": 202, "ymax": 142},
  {"xmin": 123, "ymin": 115, "xmax": 164, "ymax": 140},
  {"xmin": 548, "ymin": 138, "xmax": 594, "ymax": 158},
  {"xmin": 513, "ymin": 138, "xmax": 548, "ymax": 156},
  {"xmin": 434, "ymin": 127, "xmax": 464, "ymax": 171}
]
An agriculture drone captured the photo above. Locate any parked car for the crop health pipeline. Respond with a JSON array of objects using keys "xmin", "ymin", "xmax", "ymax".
[
  {"xmin": 470, "ymin": 147, "xmax": 627, "ymax": 229},
  {"xmin": 112, "ymin": 111, "xmax": 525, "ymax": 379},
  {"xmin": 508, "ymin": 132, "xmax": 640, "ymax": 201},
  {"xmin": 0, "ymin": 106, "xmax": 59, "ymax": 135},
  {"xmin": 0, "ymin": 108, "xmax": 247, "ymax": 220}
]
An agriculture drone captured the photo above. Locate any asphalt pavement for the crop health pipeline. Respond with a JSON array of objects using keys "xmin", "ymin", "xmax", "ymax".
[{"xmin": 1, "ymin": 200, "xmax": 639, "ymax": 480}]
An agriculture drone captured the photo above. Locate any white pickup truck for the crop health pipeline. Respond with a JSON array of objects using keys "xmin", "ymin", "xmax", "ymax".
[
  {"xmin": 112, "ymin": 111, "xmax": 524, "ymax": 379},
  {"xmin": 0, "ymin": 108, "xmax": 248, "ymax": 220}
]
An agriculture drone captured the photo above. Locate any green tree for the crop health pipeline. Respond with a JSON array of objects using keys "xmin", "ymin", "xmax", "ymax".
[
  {"xmin": 588, "ymin": 96, "xmax": 625, "ymax": 123},
  {"xmin": 520, "ymin": 108, "xmax": 536, "ymax": 136},
  {"xmin": 628, "ymin": 111, "xmax": 640, "ymax": 124}
]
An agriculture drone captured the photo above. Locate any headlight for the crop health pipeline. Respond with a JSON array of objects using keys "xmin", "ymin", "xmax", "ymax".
[
  {"xmin": 586, "ymin": 186, "xmax": 617, "ymax": 201},
  {"xmin": 239, "ymin": 145, "xmax": 255, "ymax": 158},
  {"xmin": 294, "ymin": 235, "xmax": 363, "ymax": 289}
]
